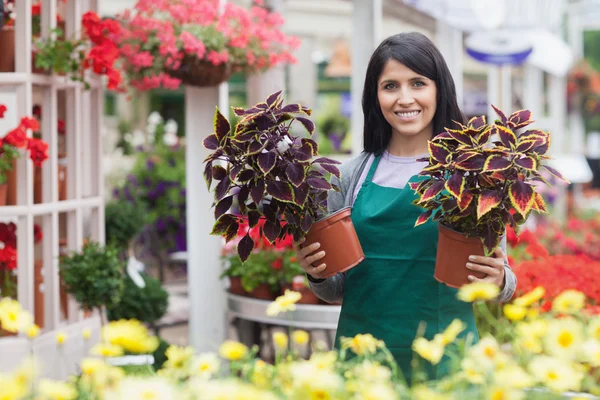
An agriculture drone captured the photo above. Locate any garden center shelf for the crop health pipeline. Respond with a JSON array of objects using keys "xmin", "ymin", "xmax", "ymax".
[{"xmin": 226, "ymin": 292, "xmax": 341, "ymax": 330}]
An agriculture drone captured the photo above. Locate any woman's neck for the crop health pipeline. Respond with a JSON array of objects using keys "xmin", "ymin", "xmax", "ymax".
[{"xmin": 387, "ymin": 130, "xmax": 431, "ymax": 157}]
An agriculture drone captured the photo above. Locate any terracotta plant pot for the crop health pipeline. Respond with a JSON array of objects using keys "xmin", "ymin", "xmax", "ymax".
[
  {"xmin": 247, "ymin": 284, "xmax": 277, "ymax": 300},
  {"xmin": 303, "ymin": 206, "xmax": 364, "ymax": 279},
  {"xmin": 434, "ymin": 224, "xmax": 487, "ymax": 288},
  {"xmin": 34, "ymin": 166, "xmax": 43, "ymax": 204},
  {"xmin": 6, "ymin": 160, "xmax": 17, "ymax": 205},
  {"xmin": 281, "ymin": 280, "xmax": 320, "ymax": 305},
  {"xmin": 228, "ymin": 276, "xmax": 245, "ymax": 296},
  {"xmin": 58, "ymin": 163, "xmax": 67, "ymax": 201},
  {"xmin": 0, "ymin": 27, "xmax": 15, "ymax": 73},
  {"xmin": 0, "ymin": 183, "xmax": 7, "ymax": 206}
]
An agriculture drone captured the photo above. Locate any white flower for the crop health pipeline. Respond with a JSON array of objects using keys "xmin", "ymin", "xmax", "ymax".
[
  {"xmin": 165, "ymin": 119, "xmax": 178, "ymax": 135},
  {"xmin": 163, "ymin": 132, "xmax": 179, "ymax": 147},
  {"xmin": 276, "ymin": 136, "xmax": 293, "ymax": 153},
  {"xmin": 192, "ymin": 353, "xmax": 221, "ymax": 379},
  {"xmin": 147, "ymin": 111, "xmax": 163, "ymax": 126},
  {"xmin": 130, "ymin": 130, "xmax": 146, "ymax": 148}
]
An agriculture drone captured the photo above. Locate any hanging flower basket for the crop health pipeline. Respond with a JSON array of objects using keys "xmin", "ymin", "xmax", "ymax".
[{"xmin": 165, "ymin": 56, "xmax": 232, "ymax": 88}]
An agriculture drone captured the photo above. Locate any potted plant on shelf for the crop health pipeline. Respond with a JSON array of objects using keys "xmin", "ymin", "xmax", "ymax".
[
  {"xmin": 113, "ymin": 0, "xmax": 300, "ymax": 91},
  {"xmin": 205, "ymin": 91, "xmax": 364, "ymax": 278},
  {"xmin": 59, "ymin": 242, "xmax": 125, "ymax": 324},
  {"xmin": 411, "ymin": 105, "xmax": 568, "ymax": 288}
]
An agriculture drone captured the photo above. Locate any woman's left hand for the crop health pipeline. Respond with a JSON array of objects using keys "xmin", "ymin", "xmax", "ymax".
[{"xmin": 466, "ymin": 247, "xmax": 506, "ymax": 289}]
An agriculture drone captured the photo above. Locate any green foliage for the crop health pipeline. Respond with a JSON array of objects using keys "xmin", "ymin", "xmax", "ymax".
[
  {"xmin": 318, "ymin": 112, "xmax": 349, "ymax": 138},
  {"xmin": 584, "ymin": 30, "xmax": 600, "ymax": 73},
  {"xmin": 34, "ymin": 28, "xmax": 89, "ymax": 87},
  {"xmin": 59, "ymin": 242, "xmax": 125, "ymax": 312},
  {"xmin": 115, "ymin": 120, "xmax": 134, "ymax": 155},
  {"xmin": 0, "ymin": 145, "xmax": 20, "ymax": 185},
  {"xmin": 106, "ymin": 272, "xmax": 169, "ymax": 325},
  {"xmin": 152, "ymin": 337, "xmax": 171, "ymax": 371},
  {"xmin": 105, "ymin": 200, "xmax": 147, "ymax": 251}
]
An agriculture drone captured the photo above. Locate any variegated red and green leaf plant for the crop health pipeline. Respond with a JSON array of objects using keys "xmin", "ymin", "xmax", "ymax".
[
  {"xmin": 203, "ymin": 91, "xmax": 341, "ymax": 262},
  {"xmin": 410, "ymin": 105, "xmax": 568, "ymax": 255}
]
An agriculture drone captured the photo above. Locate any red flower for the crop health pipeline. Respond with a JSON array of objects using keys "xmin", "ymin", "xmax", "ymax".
[
  {"xmin": 31, "ymin": 3, "xmax": 41, "ymax": 16},
  {"xmin": 34, "ymin": 224, "xmax": 43, "ymax": 244},
  {"xmin": 0, "ymin": 104, "xmax": 7, "ymax": 118},
  {"xmin": 0, "ymin": 223, "xmax": 17, "ymax": 249},
  {"xmin": 0, "ymin": 246, "xmax": 18, "ymax": 271},
  {"xmin": 27, "ymin": 138, "xmax": 49, "ymax": 167},
  {"xmin": 107, "ymin": 68, "xmax": 122, "ymax": 91},
  {"xmin": 271, "ymin": 258, "xmax": 282, "ymax": 270},
  {"xmin": 3, "ymin": 127, "xmax": 28, "ymax": 148},
  {"xmin": 525, "ymin": 242, "xmax": 549, "ymax": 259},
  {"xmin": 82, "ymin": 12, "xmax": 104, "ymax": 44},
  {"xmin": 20, "ymin": 117, "xmax": 40, "ymax": 132},
  {"xmin": 58, "ymin": 119, "xmax": 66, "ymax": 135}
]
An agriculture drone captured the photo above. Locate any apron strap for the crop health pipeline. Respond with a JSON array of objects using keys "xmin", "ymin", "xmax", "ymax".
[{"xmin": 365, "ymin": 154, "xmax": 382, "ymax": 184}]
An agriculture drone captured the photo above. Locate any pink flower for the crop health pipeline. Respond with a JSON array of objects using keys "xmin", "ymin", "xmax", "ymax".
[
  {"xmin": 131, "ymin": 51, "xmax": 154, "ymax": 69},
  {"xmin": 207, "ymin": 50, "xmax": 228, "ymax": 66},
  {"xmin": 179, "ymin": 31, "xmax": 206, "ymax": 59},
  {"xmin": 161, "ymin": 74, "xmax": 182, "ymax": 90},
  {"xmin": 246, "ymin": 51, "xmax": 256, "ymax": 66}
]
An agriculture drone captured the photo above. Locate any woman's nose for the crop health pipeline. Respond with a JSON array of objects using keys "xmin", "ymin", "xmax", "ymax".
[{"xmin": 396, "ymin": 87, "xmax": 415, "ymax": 106}]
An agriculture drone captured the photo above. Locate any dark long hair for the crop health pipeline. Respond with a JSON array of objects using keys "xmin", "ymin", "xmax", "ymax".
[{"xmin": 362, "ymin": 32, "xmax": 465, "ymax": 154}]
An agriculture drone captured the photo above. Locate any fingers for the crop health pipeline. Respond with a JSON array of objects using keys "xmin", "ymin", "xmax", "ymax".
[
  {"xmin": 494, "ymin": 246, "xmax": 505, "ymax": 258},
  {"xmin": 468, "ymin": 255, "xmax": 504, "ymax": 270},
  {"xmin": 308, "ymin": 263, "xmax": 327, "ymax": 278},
  {"xmin": 466, "ymin": 262, "xmax": 497, "ymax": 276},
  {"xmin": 294, "ymin": 239, "xmax": 328, "ymax": 278}
]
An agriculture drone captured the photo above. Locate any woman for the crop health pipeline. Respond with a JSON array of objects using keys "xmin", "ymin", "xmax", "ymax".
[{"xmin": 295, "ymin": 32, "xmax": 517, "ymax": 379}]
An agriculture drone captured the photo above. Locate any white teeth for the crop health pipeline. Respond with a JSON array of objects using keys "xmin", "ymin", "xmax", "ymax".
[{"xmin": 396, "ymin": 111, "xmax": 420, "ymax": 118}]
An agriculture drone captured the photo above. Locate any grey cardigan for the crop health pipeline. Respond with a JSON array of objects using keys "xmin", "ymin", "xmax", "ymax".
[{"xmin": 308, "ymin": 152, "xmax": 518, "ymax": 303}]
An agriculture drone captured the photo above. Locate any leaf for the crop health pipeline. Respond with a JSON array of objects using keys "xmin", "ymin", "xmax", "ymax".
[
  {"xmin": 508, "ymin": 109, "xmax": 533, "ymax": 130},
  {"xmin": 428, "ymin": 141, "xmax": 451, "ymax": 164},
  {"xmin": 248, "ymin": 210, "xmax": 261, "ymax": 228},
  {"xmin": 458, "ymin": 191, "xmax": 473, "ymax": 210},
  {"xmin": 233, "ymin": 129, "xmax": 258, "ymax": 142},
  {"xmin": 509, "ymin": 181, "xmax": 535, "ymax": 218},
  {"xmin": 468, "ymin": 115, "xmax": 486, "ymax": 129},
  {"xmin": 415, "ymin": 210, "xmax": 432, "ymax": 227},
  {"xmin": 210, "ymin": 214, "xmax": 237, "ymax": 236},
  {"xmin": 280, "ymin": 104, "xmax": 302, "ymax": 113},
  {"xmin": 532, "ymin": 192, "xmax": 548, "ymax": 213},
  {"xmin": 230, "ymin": 164, "xmax": 243, "ymax": 180},
  {"xmin": 477, "ymin": 191, "xmax": 502, "ymax": 220},
  {"xmin": 542, "ymin": 165, "xmax": 569, "ymax": 183},
  {"xmin": 515, "ymin": 156, "xmax": 537, "ymax": 171},
  {"xmin": 483, "ymin": 233, "xmax": 501, "ymax": 257},
  {"xmin": 214, "ymin": 108, "xmax": 231, "ymax": 142},
  {"xmin": 237, "ymin": 234, "xmax": 254, "ymax": 262},
  {"xmin": 418, "ymin": 181, "xmax": 445, "ymax": 203},
  {"xmin": 238, "ymin": 186, "xmax": 249, "ymax": 208},
  {"xmin": 215, "ymin": 195, "xmax": 233, "ymax": 219},
  {"xmin": 320, "ymin": 163, "xmax": 341, "ymax": 179},
  {"xmin": 477, "ymin": 127, "xmax": 492, "ymax": 146},
  {"xmin": 258, "ymin": 151, "xmax": 277, "ymax": 175},
  {"xmin": 307, "ymin": 177, "xmax": 332, "ymax": 190},
  {"xmin": 293, "ymin": 143, "xmax": 313, "ymax": 161},
  {"xmin": 215, "ymin": 175, "xmax": 230, "ymax": 202},
  {"xmin": 483, "ymin": 155, "xmax": 512, "ymax": 172},
  {"xmin": 204, "ymin": 134, "xmax": 219, "ymax": 150},
  {"xmin": 494, "ymin": 125, "xmax": 517, "ymax": 149},
  {"xmin": 204, "ymin": 162, "xmax": 213, "ymax": 189},
  {"xmin": 238, "ymin": 170, "xmax": 255, "ymax": 182},
  {"xmin": 301, "ymin": 213, "xmax": 314, "ymax": 233},
  {"xmin": 248, "ymin": 140, "xmax": 267, "ymax": 155},
  {"xmin": 445, "ymin": 172, "xmax": 465, "ymax": 199},
  {"xmin": 251, "ymin": 179, "xmax": 265, "ymax": 205},
  {"xmin": 515, "ymin": 139, "xmax": 536, "ymax": 153},
  {"xmin": 286, "ymin": 163, "xmax": 305, "ymax": 187},
  {"xmin": 491, "ymin": 104, "xmax": 508, "ymax": 125},
  {"xmin": 263, "ymin": 220, "xmax": 281, "ymax": 244},
  {"xmin": 455, "ymin": 154, "xmax": 486, "ymax": 171},
  {"xmin": 212, "ymin": 165, "xmax": 227, "ymax": 181},
  {"xmin": 266, "ymin": 91, "xmax": 283, "ymax": 107},
  {"xmin": 293, "ymin": 183, "xmax": 309, "ymax": 206},
  {"xmin": 266, "ymin": 181, "xmax": 294, "ymax": 202},
  {"xmin": 445, "ymin": 128, "xmax": 473, "ymax": 145},
  {"xmin": 313, "ymin": 157, "xmax": 341, "ymax": 165},
  {"xmin": 442, "ymin": 198, "xmax": 458, "ymax": 212},
  {"xmin": 296, "ymin": 117, "xmax": 315, "ymax": 135}
]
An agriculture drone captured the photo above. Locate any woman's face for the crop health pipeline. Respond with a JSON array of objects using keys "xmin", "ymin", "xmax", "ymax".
[{"xmin": 377, "ymin": 59, "xmax": 437, "ymax": 140}]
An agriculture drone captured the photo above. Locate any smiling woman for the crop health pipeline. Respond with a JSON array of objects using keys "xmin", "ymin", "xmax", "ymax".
[{"xmin": 295, "ymin": 32, "xmax": 517, "ymax": 382}]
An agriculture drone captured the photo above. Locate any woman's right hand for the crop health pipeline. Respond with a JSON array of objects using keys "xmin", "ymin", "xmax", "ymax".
[{"xmin": 294, "ymin": 238, "xmax": 327, "ymax": 280}]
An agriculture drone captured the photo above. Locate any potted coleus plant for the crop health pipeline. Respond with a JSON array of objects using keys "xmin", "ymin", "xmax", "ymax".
[
  {"xmin": 411, "ymin": 105, "xmax": 568, "ymax": 288},
  {"xmin": 205, "ymin": 91, "xmax": 364, "ymax": 278}
]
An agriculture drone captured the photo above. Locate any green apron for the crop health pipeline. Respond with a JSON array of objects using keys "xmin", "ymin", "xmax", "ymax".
[{"xmin": 334, "ymin": 154, "xmax": 478, "ymax": 381}]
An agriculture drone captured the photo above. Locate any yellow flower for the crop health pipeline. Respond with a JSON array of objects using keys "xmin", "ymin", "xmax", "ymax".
[
  {"xmin": 503, "ymin": 304, "xmax": 527, "ymax": 321},
  {"xmin": 469, "ymin": 336, "xmax": 501, "ymax": 367},
  {"xmin": 515, "ymin": 337, "xmax": 543, "ymax": 354},
  {"xmin": 351, "ymin": 361, "xmax": 392, "ymax": 383},
  {"xmin": 341, "ymin": 334, "xmax": 382, "ymax": 357},
  {"xmin": 164, "ymin": 345, "xmax": 195, "ymax": 370},
  {"xmin": 102, "ymin": 320, "xmax": 159, "ymax": 353},
  {"xmin": 544, "ymin": 318, "xmax": 583, "ymax": 360},
  {"xmin": 26, "ymin": 324, "xmax": 40, "ymax": 339},
  {"xmin": 457, "ymin": 282, "xmax": 500, "ymax": 302},
  {"xmin": 82, "ymin": 328, "xmax": 92, "ymax": 340},
  {"xmin": 412, "ymin": 337, "xmax": 445, "ymax": 365},
  {"xmin": 412, "ymin": 385, "xmax": 454, "ymax": 400},
  {"xmin": 115, "ymin": 377, "xmax": 178, "ymax": 399},
  {"xmin": 0, "ymin": 298, "xmax": 33, "ymax": 334},
  {"xmin": 552, "ymin": 290, "xmax": 586, "ymax": 314},
  {"xmin": 90, "ymin": 343, "xmax": 124, "ymax": 358},
  {"xmin": 38, "ymin": 379, "xmax": 78, "ymax": 400},
  {"xmin": 494, "ymin": 365, "xmax": 534, "ymax": 389},
  {"xmin": 292, "ymin": 330, "xmax": 310, "ymax": 346},
  {"xmin": 440, "ymin": 319, "xmax": 465, "ymax": 345},
  {"xmin": 250, "ymin": 359, "xmax": 273, "ymax": 389},
  {"xmin": 56, "ymin": 331, "xmax": 67, "ymax": 346},
  {"xmin": 527, "ymin": 307, "xmax": 540, "ymax": 320},
  {"xmin": 266, "ymin": 290, "xmax": 302, "ymax": 317},
  {"xmin": 487, "ymin": 386, "xmax": 525, "ymax": 400},
  {"xmin": 273, "ymin": 331, "xmax": 288, "ymax": 350},
  {"xmin": 588, "ymin": 317, "xmax": 600, "ymax": 340},
  {"xmin": 461, "ymin": 358, "xmax": 485, "ymax": 384},
  {"xmin": 80, "ymin": 358, "xmax": 108, "ymax": 376},
  {"xmin": 219, "ymin": 340, "xmax": 248, "ymax": 361},
  {"xmin": 580, "ymin": 339, "xmax": 600, "ymax": 367},
  {"xmin": 354, "ymin": 382, "xmax": 399, "ymax": 400},
  {"xmin": 517, "ymin": 320, "xmax": 547, "ymax": 338},
  {"xmin": 308, "ymin": 351, "xmax": 338, "ymax": 371},
  {"xmin": 514, "ymin": 286, "xmax": 545, "ymax": 307},
  {"xmin": 529, "ymin": 356, "xmax": 584, "ymax": 392},
  {"xmin": 12, "ymin": 356, "xmax": 38, "ymax": 389},
  {"xmin": 192, "ymin": 353, "xmax": 221, "ymax": 379},
  {"xmin": 0, "ymin": 372, "xmax": 28, "ymax": 400}
]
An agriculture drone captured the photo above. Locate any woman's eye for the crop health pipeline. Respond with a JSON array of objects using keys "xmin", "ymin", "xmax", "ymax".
[
  {"xmin": 414, "ymin": 81, "xmax": 425, "ymax": 87},
  {"xmin": 384, "ymin": 83, "xmax": 396, "ymax": 90}
]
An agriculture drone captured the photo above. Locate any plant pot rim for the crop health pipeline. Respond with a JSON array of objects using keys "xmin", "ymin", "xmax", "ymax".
[
  {"xmin": 315, "ymin": 206, "xmax": 352, "ymax": 224},
  {"xmin": 438, "ymin": 222, "xmax": 506, "ymax": 243}
]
